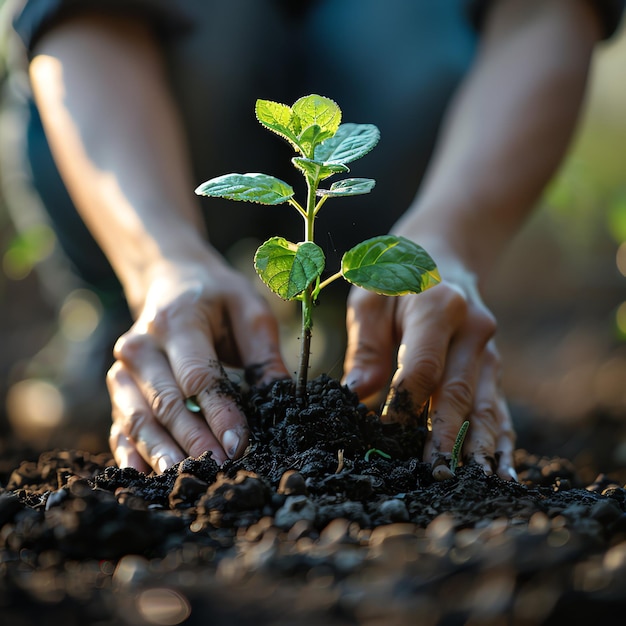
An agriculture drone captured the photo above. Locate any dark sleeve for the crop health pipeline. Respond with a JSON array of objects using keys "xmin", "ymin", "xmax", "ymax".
[
  {"xmin": 467, "ymin": 0, "xmax": 625, "ymax": 40},
  {"xmin": 12, "ymin": 0, "xmax": 192, "ymax": 57}
]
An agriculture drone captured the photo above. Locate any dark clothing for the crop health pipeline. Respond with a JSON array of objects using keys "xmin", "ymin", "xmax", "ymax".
[{"xmin": 7, "ymin": 0, "xmax": 626, "ymax": 302}]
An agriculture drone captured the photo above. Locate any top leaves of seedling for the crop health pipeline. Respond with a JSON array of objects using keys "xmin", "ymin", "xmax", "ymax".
[
  {"xmin": 194, "ymin": 173, "xmax": 294, "ymax": 205},
  {"xmin": 342, "ymin": 235, "xmax": 441, "ymax": 296},
  {"xmin": 256, "ymin": 95, "xmax": 341, "ymax": 158}
]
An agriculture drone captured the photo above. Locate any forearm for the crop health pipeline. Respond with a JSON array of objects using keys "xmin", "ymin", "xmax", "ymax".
[
  {"xmin": 394, "ymin": 0, "xmax": 602, "ymax": 285},
  {"xmin": 29, "ymin": 13, "xmax": 209, "ymax": 311}
]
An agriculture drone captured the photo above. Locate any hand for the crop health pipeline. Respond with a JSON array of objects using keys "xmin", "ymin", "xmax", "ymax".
[
  {"xmin": 342, "ymin": 260, "xmax": 517, "ymax": 482},
  {"xmin": 107, "ymin": 256, "xmax": 290, "ymax": 473}
]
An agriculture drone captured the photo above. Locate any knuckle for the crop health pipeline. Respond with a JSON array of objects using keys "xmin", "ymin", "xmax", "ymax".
[
  {"xmin": 438, "ymin": 284, "xmax": 469, "ymax": 319},
  {"xmin": 484, "ymin": 340, "xmax": 503, "ymax": 369},
  {"xmin": 174, "ymin": 360, "xmax": 212, "ymax": 395},
  {"xmin": 182, "ymin": 425, "xmax": 213, "ymax": 457},
  {"xmin": 352, "ymin": 337, "xmax": 384, "ymax": 363},
  {"xmin": 113, "ymin": 331, "xmax": 148, "ymax": 363},
  {"xmin": 146, "ymin": 306, "xmax": 174, "ymax": 336},
  {"xmin": 347, "ymin": 287, "xmax": 387, "ymax": 320},
  {"xmin": 124, "ymin": 407, "xmax": 151, "ymax": 441},
  {"xmin": 473, "ymin": 397, "xmax": 498, "ymax": 424},
  {"xmin": 470, "ymin": 439, "xmax": 491, "ymax": 455},
  {"xmin": 443, "ymin": 376, "xmax": 474, "ymax": 413},
  {"xmin": 427, "ymin": 417, "xmax": 459, "ymax": 451},
  {"xmin": 204, "ymin": 398, "xmax": 244, "ymax": 435},
  {"xmin": 106, "ymin": 360, "xmax": 125, "ymax": 384},
  {"xmin": 469, "ymin": 309, "xmax": 497, "ymax": 343},
  {"xmin": 147, "ymin": 386, "xmax": 181, "ymax": 424},
  {"xmin": 146, "ymin": 290, "xmax": 203, "ymax": 336},
  {"xmin": 410, "ymin": 350, "xmax": 445, "ymax": 392}
]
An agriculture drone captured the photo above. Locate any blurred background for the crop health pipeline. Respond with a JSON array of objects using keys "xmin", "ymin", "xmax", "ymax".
[{"xmin": 0, "ymin": 9, "xmax": 624, "ymax": 482}]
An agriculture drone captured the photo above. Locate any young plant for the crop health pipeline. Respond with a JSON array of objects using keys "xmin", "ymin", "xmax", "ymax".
[
  {"xmin": 450, "ymin": 420, "xmax": 470, "ymax": 474},
  {"xmin": 195, "ymin": 95, "xmax": 440, "ymax": 400}
]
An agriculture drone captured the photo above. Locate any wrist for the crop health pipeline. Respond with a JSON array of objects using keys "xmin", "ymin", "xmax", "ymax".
[
  {"xmin": 392, "ymin": 196, "xmax": 512, "ymax": 289},
  {"xmin": 115, "ymin": 226, "xmax": 221, "ymax": 313}
]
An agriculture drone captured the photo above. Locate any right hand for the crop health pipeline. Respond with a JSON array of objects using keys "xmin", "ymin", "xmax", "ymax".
[
  {"xmin": 107, "ymin": 255, "xmax": 291, "ymax": 473},
  {"xmin": 343, "ymin": 250, "xmax": 517, "ymax": 482}
]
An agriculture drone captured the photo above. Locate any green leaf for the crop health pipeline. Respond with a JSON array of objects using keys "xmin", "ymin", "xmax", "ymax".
[
  {"xmin": 255, "ymin": 99, "xmax": 301, "ymax": 153},
  {"xmin": 292, "ymin": 95, "xmax": 341, "ymax": 137},
  {"xmin": 256, "ymin": 95, "xmax": 342, "ymax": 157},
  {"xmin": 292, "ymin": 157, "xmax": 349, "ymax": 181},
  {"xmin": 342, "ymin": 235, "xmax": 441, "ymax": 296},
  {"xmin": 315, "ymin": 123, "xmax": 380, "ymax": 164},
  {"xmin": 298, "ymin": 124, "xmax": 335, "ymax": 158},
  {"xmin": 195, "ymin": 173, "xmax": 294, "ymax": 205},
  {"xmin": 317, "ymin": 178, "xmax": 376, "ymax": 197},
  {"xmin": 254, "ymin": 237, "xmax": 325, "ymax": 300}
]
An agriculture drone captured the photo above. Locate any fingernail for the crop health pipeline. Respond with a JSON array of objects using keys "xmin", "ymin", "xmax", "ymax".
[
  {"xmin": 222, "ymin": 429, "xmax": 241, "ymax": 459},
  {"xmin": 432, "ymin": 465, "xmax": 455, "ymax": 481},
  {"xmin": 508, "ymin": 467, "xmax": 518, "ymax": 482},
  {"xmin": 157, "ymin": 455, "xmax": 173, "ymax": 473},
  {"xmin": 344, "ymin": 372, "xmax": 361, "ymax": 390}
]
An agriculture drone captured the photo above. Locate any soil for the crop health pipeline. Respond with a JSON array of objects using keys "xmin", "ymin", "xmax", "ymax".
[{"xmin": 1, "ymin": 374, "xmax": 626, "ymax": 626}]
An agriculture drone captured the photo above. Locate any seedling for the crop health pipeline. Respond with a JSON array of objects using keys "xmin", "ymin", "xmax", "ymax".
[
  {"xmin": 196, "ymin": 95, "xmax": 440, "ymax": 399},
  {"xmin": 364, "ymin": 448, "xmax": 392, "ymax": 462},
  {"xmin": 450, "ymin": 420, "xmax": 470, "ymax": 474}
]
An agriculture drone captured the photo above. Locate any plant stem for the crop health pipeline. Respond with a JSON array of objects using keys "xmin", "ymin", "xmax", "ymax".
[
  {"xmin": 317, "ymin": 271, "xmax": 342, "ymax": 292},
  {"xmin": 295, "ymin": 177, "xmax": 319, "ymax": 400},
  {"xmin": 296, "ymin": 287, "xmax": 313, "ymax": 400}
]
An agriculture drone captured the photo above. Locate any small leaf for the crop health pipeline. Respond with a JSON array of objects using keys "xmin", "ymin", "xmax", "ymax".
[
  {"xmin": 317, "ymin": 178, "xmax": 376, "ymax": 197},
  {"xmin": 315, "ymin": 123, "xmax": 380, "ymax": 164},
  {"xmin": 255, "ymin": 99, "xmax": 301, "ymax": 152},
  {"xmin": 342, "ymin": 235, "xmax": 441, "ymax": 296},
  {"xmin": 195, "ymin": 173, "xmax": 294, "ymax": 205},
  {"xmin": 292, "ymin": 157, "xmax": 349, "ymax": 181},
  {"xmin": 298, "ymin": 124, "xmax": 336, "ymax": 158},
  {"xmin": 254, "ymin": 237, "xmax": 325, "ymax": 300},
  {"xmin": 292, "ymin": 95, "xmax": 341, "ymax": 139}
]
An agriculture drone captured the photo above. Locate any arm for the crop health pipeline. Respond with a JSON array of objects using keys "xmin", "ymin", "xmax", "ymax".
[
  {"xmin": 343, "ymin": 0, "xmax": 603, "ymax": 479},
  {"xmin": 396, "ymin": 0, "xmax": 601, "ymax": 281},
  {"xmin": 29, "ymin": 12, "xmax": 290, "ymax": 472}
]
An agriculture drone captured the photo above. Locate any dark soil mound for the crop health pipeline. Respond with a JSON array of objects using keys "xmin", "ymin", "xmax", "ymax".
[{"xmin": 1, "ymin": 374, "xmax": 626, "ymax": 626}]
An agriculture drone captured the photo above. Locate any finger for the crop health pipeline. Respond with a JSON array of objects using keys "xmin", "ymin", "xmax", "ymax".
[
  {"xmin": 160, "ymin": 330, "xmax": 250, "ymax": 460},
  {"xmin": 423, "ymin": 316, "xmax": 496, "ymax": 480},
  {"xmin": 341, "ymin": 288, "xmax": 396, "ymax": 404},
  {"xmin": 464, "ymin": 343, "xmax": 517, "ymax": 480},
  {"xmin": 493, "ymin": 392, "xmax": 517, "ymax": 481},
  {"xmin": 109, "ymin": 416, "xmax": 150, "ymax": 473},
  {"xmin": 381, "ymin": 286, "xmax": 466, "ymax": 424},
  {"xmin": 424, "ymin": 334, "xmax": 483, "ymax": 464},
  {"xmin": 107, "ymin": 360, "xmax": 186, "ymax": 473},
  {"xmin": 227, "ymin": 292, "xmax": 291, "ymax": 386},
  {"xmin": 114, "ymin": 333, "xmax": 229, "ymax": 464}
]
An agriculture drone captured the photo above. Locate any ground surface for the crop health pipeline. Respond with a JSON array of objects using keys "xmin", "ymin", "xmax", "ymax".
[{"xmin": 1, "ymin": 374, "xmax": 626, "ymax": 626}]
